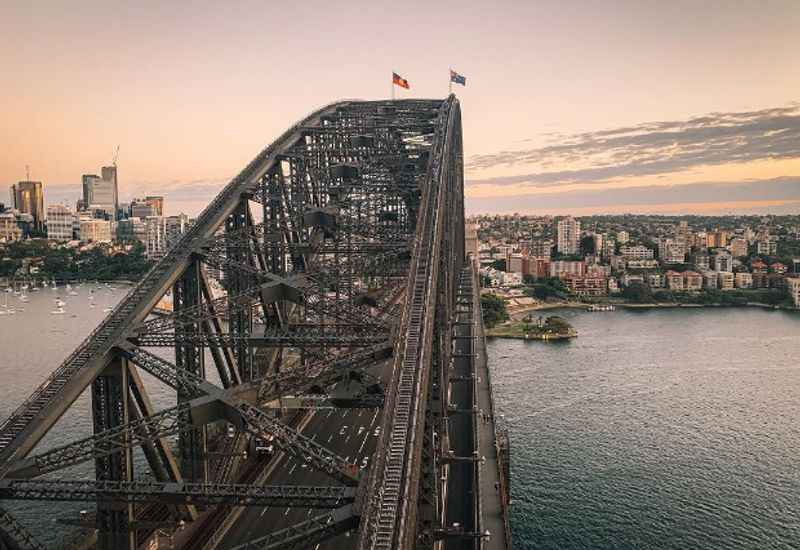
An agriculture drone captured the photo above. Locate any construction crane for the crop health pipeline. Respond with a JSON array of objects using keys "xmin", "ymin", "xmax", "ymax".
[{"xmin": 112, "ymin": 145, "xmax": 120, "ymax": 167}]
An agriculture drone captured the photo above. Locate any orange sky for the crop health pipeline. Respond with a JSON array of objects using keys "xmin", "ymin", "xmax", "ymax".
[{"xmin": 1, "ymin": 1, "xmax": 798, "ymax": 215}]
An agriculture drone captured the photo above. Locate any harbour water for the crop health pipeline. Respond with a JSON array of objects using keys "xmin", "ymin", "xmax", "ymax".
[
  {"xmin": 487, "ymin": 307, "xmax": 800, "ymax": 550},
  {"xmin": 0, "ymin": 283, "xmax": 178, "ymax": 546},
  {"xmin": 2, "ymin": 290, "xmax": 799, "ymax": 548}
]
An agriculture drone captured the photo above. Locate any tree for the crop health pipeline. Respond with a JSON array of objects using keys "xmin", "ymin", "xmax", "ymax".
[
  {"xmin": 481, "ymin": 294, "xmax": 509, "ymax": 329},
  {"xmin": 580, "ymin": 235, "xmax": 596, "ymax": 255},
  {"xmin": 621, "ymin": 281, "xmax": 653, "ymax": 303},
  {"xmin": 490, "ymin": 259, "xmax": 506, "ymax": 272},
  {"xmin": 525, "ymin": 277, "xmax": 567, "ymax": 300}
]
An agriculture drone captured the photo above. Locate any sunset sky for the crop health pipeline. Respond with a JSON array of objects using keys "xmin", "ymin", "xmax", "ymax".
[{"xmin": 1, "ymin": 1, "xmax": 798, "ymax": 216}]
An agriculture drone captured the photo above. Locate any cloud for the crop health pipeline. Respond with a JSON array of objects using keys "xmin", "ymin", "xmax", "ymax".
[
  {"xmin": 467, "ymin": 104, "xmax": 800, "ymax": 187},
  {"xmin": 465, "ymin": 176, "xmax": 800, "ymax": 214}
]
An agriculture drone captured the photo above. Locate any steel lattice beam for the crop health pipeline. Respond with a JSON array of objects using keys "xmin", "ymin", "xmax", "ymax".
[{"xmin": 0, "ymin": 480, "xmax": 355, "ymax": 509}]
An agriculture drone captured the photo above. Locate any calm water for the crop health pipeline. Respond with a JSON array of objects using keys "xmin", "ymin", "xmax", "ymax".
[
  {"xmin": 2, "ymin": 291, "xmax": 799, "ymax": 548},
  {"xmin": 488, "ymin": 307, "xmax": 800, "ymax": 550},
  {"xmin": 0, "ymin": 283, "xmax": 191, "ymax": 546}
]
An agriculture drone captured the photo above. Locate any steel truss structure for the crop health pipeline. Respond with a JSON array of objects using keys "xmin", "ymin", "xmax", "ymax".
[{"xmin": 0, "ymin": 96, "xmax": 465, "ymax": 550}]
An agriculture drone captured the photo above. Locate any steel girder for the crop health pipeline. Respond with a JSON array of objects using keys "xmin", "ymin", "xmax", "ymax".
[
  {"xmin": 0, "ymin": 480, "xmax": 355, "ymax": 509},
  {"xmin": 0, "ymin": 96, "xmax": 464, "ymax": 550},
  {"xmin": 0, "ymin": 506, "xmax": 46, "ymax": 550}
]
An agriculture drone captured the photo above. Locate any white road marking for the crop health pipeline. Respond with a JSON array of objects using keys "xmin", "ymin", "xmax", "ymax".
[
  {"xmin": 289, "ymin": 463, "xmax": 297, "ymax": 475},
  {"xmin": 357, "ymin": 432, "xmax": 370, "ymax": 455},
  {"xmin": 284, "ymin": 507, "xmax": 291, "ymax": 516},
  {"xmin": 327, "ymin": 434, "xmax": 333, "ymax": 443},
  {"xmin": 260, "ymin": 507, "xmax": 270, "ymax": 518}
]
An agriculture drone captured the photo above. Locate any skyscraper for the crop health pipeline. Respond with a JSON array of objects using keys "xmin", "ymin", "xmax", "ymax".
[
  {"xmin": 100, "ymin": 165, "xmax": 119, "ymax": 219},
  {"xmin": 556, "ymin": 216, "xmax": 581, "ymax": 255},
  {"xmin": 81, "ymin": 174, "xmax": 100, "ymax": 210},
  {"xmin": 10, "ymin": 180, "xmax": 44, "ymax": 231},
  {"xmin": 145, "ymin": 196, "xmax": 164, "ymax": 216}
]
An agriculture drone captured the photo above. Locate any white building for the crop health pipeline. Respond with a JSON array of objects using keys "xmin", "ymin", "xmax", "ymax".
[
  {"xmin": 620, "ymin": 245, "xmax": 654, "ymax": 260},
  {"xmin": 658, "ymin": 238, "xmax": 685, "ymax": 263},
  {"xmin": 616, "ymin": 231, "xmax": 629, "ymax": 244},
  {"xmin": 145, "ymin": 216, "xmax": 167, "ymax": 260},
  {"xmin": 713, "ymin": 250, "xmax": 733, "ymax": 272},
  {"xmin": 734, "ymin": 272, "xmax": 753, "ymax": 289},
  {"xmin": 718, "ymin": 271, "xmax": 734, "ymax": 290},
  {"xmin": 79, "ymin": 218, "xmax": 112, "ymax": 242},
  {"xmin": 729, "ymin": 237, "xmax": 748, "ymax": 258},
  {"xmin": 756, "ymin": 236, "xmax": 777, "ymax": 256},
  {"xmin": 46, "ymin": 204, "xmax": 76, "ymax": 241},
  {"xmin": 702, "ymin": 271, "xmax": 718, "ymax": 289},
  {"xmin": 165, "ymin": 214, "xmax": 189, "ymax": 250},
  {"xmin": 0, "ymin": 211, "xmax": 21, "ymax": 242},
  {"xmin": 787, "ymin": 278, "xmax": 800, "ymax": 308},
  {"xmin": 556, "ymin": 217, "xmax": 580, "ymax": 255}
]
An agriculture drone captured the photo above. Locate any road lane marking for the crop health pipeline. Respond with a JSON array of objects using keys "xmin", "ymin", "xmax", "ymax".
[{"xmin": 284, "ymin": 507, "xmax": 291, "ymax": 516}]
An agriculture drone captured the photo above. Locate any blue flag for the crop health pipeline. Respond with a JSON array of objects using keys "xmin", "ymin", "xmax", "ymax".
[{"xmin": 450, "ymin": 69, "xmax": 466, "ymax": 86}]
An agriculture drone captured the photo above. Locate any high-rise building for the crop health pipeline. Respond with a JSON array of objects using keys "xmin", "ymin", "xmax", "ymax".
[
  {"xmin": 101, "ymin": 165, "xmax": 119, "ymax": 217},
  {"xmin": 556, "ymin": 217, "xmax": 580, "ymax": 255},
  {"xmin": 756, "ymin": 236, "xmax": 777, "ymax": 256},
  {"xmin": 81, "ymin": 174, "xmax": 100, "ymax": 210},
  {"xmin": 130, "ymin": 199, "xmax": 156, "ymax": 218},
  {"xmin": 145, "ymin": 216, "xmax": 167, "ymax": 260},
  {"xmin": 46, "ymin": 204, "xmax": 76, "ymax": 241},
  {"xmin": 10, "ymin": 180, "xmax": 44, "ymax": 231},
  {"xmin": 89, "ymin": 177, "xmax": 117, "ymax": 220},
  {"xmin": 713, "ymin": 250, "xmax": 733, "ymax": 272},
  {"xmin": 165, "ymin": 213, "xmax": 188, "ymax": 249},
  {"xmin": 616, "ymin": 230, "xmax": 629, "ymax": 245},
  {"xmin": 145, "ymin": 196, "xmax": 164, "ymax": 216},
  {"xmin": 658, "ymin": 238, "xmax": 685, "ymax": 263},
  {"xmin": 729, "ymin": 237, "xmax": 748, "ymax": 258},
  {"xmin": 79, "ymin": 217, "xmax": 113, "ymax": 242}
]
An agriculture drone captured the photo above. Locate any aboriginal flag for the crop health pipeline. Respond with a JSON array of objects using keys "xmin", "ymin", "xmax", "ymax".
[{"xmin": 393, "ymin": 72, "xmax": 410, "ymax": 89}]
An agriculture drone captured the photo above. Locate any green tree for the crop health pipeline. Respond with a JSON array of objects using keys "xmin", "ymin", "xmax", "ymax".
[
  {"xmin": 621, "ymin": 281, "xmax": 653, "ymax": 303},
  {"xmin": 490, "ymin": 259, "xmax": 507, "ymax": 271},
  {"xmin": 481, "ymin": 294, "xmax": 509, "ymax": 329}
]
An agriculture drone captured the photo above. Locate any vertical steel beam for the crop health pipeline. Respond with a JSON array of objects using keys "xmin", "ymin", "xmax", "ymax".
[
  {"xmin": 174, "ymin": 261, "xmax": 208, "ymax": 483},
  {"xmin": 225, "ymin": 200, "xmax": 254, "ymax": 382},
  {"xmin": 91, "ymin": 356, "xmax": 134, "ymax": 550}
]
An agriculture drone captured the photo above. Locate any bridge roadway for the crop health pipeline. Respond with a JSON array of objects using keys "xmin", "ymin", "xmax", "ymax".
[{"xmin": 217, "ymin": 358, "xmax": 392, "ymax": 550}]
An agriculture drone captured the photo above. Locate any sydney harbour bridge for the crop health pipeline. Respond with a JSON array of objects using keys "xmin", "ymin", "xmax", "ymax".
[{"xmin": 0, "ymin": 96, "xmax": 510, "ymax": 550}]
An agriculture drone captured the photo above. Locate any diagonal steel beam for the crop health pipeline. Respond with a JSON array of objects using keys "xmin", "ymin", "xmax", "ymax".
[
  {"xmin": 0, "ymin": 505, "xmax": 47, "ymax": 550},
  {"xmin": 231, "ymin": 402, "xmax": 360, "ymax": 486}
]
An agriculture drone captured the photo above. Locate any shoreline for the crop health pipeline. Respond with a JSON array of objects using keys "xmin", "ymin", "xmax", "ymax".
[{"xmin": 508, "ymin": 300, "xmax": 798, "ymax": 319}]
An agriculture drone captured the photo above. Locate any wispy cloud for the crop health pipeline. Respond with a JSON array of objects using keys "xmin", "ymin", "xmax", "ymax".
[
  {"xmin": 467, "ymin": 104, "xmax": 800, "ymax": 187},
  {"xmin": 464, "ymin": 177, "xmax": 800, "ymax": 215}
]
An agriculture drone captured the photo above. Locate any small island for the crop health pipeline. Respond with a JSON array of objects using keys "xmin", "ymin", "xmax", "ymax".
[{"xmin": 487, "ymin": 314, "xmax": 577, "ymax": 341}]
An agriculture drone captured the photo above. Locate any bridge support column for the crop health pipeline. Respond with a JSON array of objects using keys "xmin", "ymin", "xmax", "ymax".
[
  {"xmin": 91, "ymin": 356, "xmax": 135, "ymax": 550},
  {"xmin": 174, "ymin": 260, "xmax": 208, "ymax": 483},
  {"xmin": 225, "ymin": 200, "xmax": 254, "ymax": 381}
]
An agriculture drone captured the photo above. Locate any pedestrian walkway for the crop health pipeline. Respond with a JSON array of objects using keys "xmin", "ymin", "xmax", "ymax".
[{"xmin": 471, "ymin": 265, "xmax": 511, "ymax": 550}]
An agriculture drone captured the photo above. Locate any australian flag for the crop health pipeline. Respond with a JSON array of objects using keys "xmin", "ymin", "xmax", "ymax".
[{"xmin": 450, "ymin": 69, "xmax": 466, "ymax": 86}]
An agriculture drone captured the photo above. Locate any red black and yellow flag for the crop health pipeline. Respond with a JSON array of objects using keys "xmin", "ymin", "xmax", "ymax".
[{"xmin": 392, "ymin": 72, "xmax": 410, "ymax": 89}]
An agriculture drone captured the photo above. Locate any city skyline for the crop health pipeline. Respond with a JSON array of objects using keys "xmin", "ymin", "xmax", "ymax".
[{"xmin": 2, "ymin": 1, "xmax": 799, "ymax": 216}]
